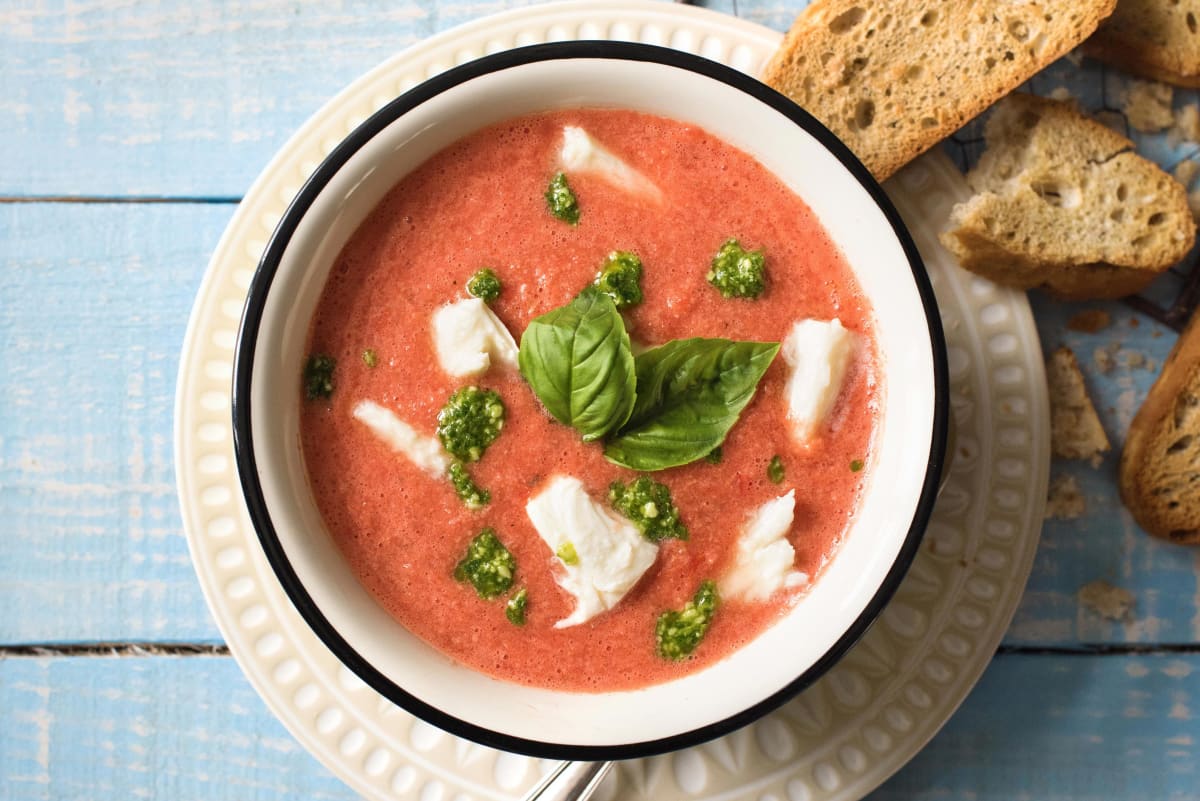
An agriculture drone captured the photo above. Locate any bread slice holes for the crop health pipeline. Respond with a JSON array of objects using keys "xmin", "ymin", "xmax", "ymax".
[
  {"xmin": 1167, "ymin": 434, "xmax": 1194, "ymax": 455},
  {"xmin": 830, "ymin": 7, "xmax": 866, "ymax": 33},
  {"xmin": 1117, "ymin": 183, "xmax": 1129, "ymax": 201},
  {"xmin": 855, "ymin": 99, "xmax": 876, "ymax": 129},
  {"xmin": 919, "ymin": 9, "xmax": 938, "ymax": 26},
  {"xmin": 1008, "ymin": 19, "xmax": 1030, "ymax": 41},
  {"xmin": 1148, "ymin": 212, "xmax": 1167, "ymax": 226},
  {"xmin": 905, "ymin": 64, "xmax": 924, "ymax": 81},
  {"xmin": 1031, "ymin": 179, "xmax": 1082, "ymax": 209},
  {"xmin": 985, "ymin": 56, "xmax": 997, "ymax": 71},
  {"xmin": 1188, "ymin": 12, "xmax": 1197, "ymax": 34},
  {"xmin": 1110, "ymin": 208, "xmax": 1125, "ymax": 222},
  {"xmin": 920, "ymin": 116, "xmax": 939, "ymax": 128}
]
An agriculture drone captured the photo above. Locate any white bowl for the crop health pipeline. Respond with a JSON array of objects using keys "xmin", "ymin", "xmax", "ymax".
[{"xmin": 232, "ymin": 41, "xmax": 948, "ymax": 760}]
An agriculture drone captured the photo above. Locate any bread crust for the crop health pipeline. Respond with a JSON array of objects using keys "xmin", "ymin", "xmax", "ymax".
[
  {"xmin": 760, "ymin": 0, "xmax": 1118, "ymax": 180},
  {"xmin": 1119, "ymin": 313, "xmax": 1200, "ymax": 544},
  {"xmin": 1084, "ymin": 0, "xmax": 1200, "ymax": 89},
  {"xmin": 1087, "ymin": 39, "xmax": 1200, "ymax": 89}
]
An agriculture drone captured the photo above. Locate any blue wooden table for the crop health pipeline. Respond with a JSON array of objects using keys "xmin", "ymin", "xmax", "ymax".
[{"xmin": 2, "ymin": 1, "xmax": 1198, "ymax": 798}]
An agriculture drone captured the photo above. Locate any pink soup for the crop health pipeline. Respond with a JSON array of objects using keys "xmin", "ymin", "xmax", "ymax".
[{"xmin": 301, "ymin": 109, "xmax": 878, "ymax": 692}]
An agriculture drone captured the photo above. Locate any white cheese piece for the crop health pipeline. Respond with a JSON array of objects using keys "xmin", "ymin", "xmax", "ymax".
[
  {"xmin": 559, "ymin": 125, "xmax": 662, "ymax": 201},
  {"xmin": 431, "ymin": 297, "xmax": 519, "ymax": 379},
  {"xmin": 781, "ymin": 318, "xmax": 857, "ymax": 444},
  {"xmin": 721, "ymin": 491, "xmax": 808, "ymax": 602},
  {"xmin": 351, "ymin": 400, "xmax": 450, "ymax": 478},
  {"xmin": 525, "ymin": 475, "xmax": 659, "ymax": 628}
]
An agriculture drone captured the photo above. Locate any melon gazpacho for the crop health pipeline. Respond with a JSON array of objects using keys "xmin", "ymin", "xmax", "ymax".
[{"xmin": 300, "ymin": 109, "xmax": 879, "ymax": 692}]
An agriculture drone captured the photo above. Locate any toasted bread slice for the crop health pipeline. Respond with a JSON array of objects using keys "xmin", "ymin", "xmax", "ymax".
[
  {"xmin": 1085, "ymin": 0, "xmax": 1200, "ymax": 88},
  {"xmin": 1048, "ymin": 346, "xmax": 1111, "ymax": 464},
  {"xmin": 760, "ymin": 0, "xmax": 1117, "ymax": 181},
  {"xmin": 940, "ymin": 95, "xmax": 1195, "ymax": 299},
  {"xmin": 1120, "ymin": 313, "xmax": 1200, "ymax": 544}
]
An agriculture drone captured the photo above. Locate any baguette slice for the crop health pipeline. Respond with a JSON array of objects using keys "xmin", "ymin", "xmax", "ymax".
[
  {"xmin": 1120, "ymin": 313, "xmax": 1200, "ymax": 544},
  {"xmin": 940, "ymin": 95, "xmax": 1195, "ymax": 299},
  {"xmin": 1084, "ymin": 0, "xmax": 1200, "ymax": 88},
  {"xmin": 760, "ymin": 0, "xmax": 1117, "ymax": 181}
]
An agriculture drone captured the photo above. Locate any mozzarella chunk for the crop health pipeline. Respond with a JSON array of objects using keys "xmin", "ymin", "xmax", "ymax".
[
  {"xmin": 560, "ymin": 126, "xmax": 662, "ymax": 201},
  {"xmin": 352, "ymin": 400, "xmax": 450, "ymax": 478},
  {"xmin": 431, "ymin": 297, "xmax": 519, "ymax": 379},
  {"xmin": 525, "ymin": 475, "xmax": 659, "ymax": 628},
  {"xmin": 782, "ymin": 318, "xmax": 857, "ymax": 444},
  {"xmin": 721, "ymin": 491, "xmax": 808, "ymax": 602}
]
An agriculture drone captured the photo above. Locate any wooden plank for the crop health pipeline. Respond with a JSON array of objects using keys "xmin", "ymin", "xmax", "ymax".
[
  {"xmin": 871, "ymin": 652, "xmax": 1200, "ymax": 801},
  {"xmin": 0, "ymin": 202, "xmax": 232, "ymax": 643},
  {"xmin": 0, "ymin": 0, "xmax": 736, "ymax": 198},
  {"xmin": 0, "ymin": 652, "xmax": 1196, "ymax": 800},
  {"xmin": 4, "ymin": 0, "xmax": 1197, "ymax": 198},
  {"xmin": 0, "ymin": 655, "xmax": 354, "ymax": 800},
  {"xmin": 2, "ymin": 213, "xmax": 1198, "ymax": 647}
]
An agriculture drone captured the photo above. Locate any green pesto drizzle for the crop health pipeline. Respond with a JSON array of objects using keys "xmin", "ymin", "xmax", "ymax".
[{"xmin": 609, "ymin": 477, "xmax": 688, "ymax": 542}]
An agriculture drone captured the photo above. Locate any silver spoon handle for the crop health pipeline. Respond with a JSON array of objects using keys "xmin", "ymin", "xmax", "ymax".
[{"xmin": 523, "ymin": 761, "xmax": 613, "ymax": 801}]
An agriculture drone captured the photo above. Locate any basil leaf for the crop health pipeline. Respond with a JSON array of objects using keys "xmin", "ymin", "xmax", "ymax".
[
  {"xmin": 604, "ymin": 338, "xmax": 779, "ymax": 470},
  {"xmin": 518, "ymin": 286, "xmax": 636, "ymax": 441}
]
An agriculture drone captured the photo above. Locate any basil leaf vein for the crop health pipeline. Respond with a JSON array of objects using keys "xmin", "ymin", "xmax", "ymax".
[
  {"xmin": 517, "ymin": 286, "xmax": 636, "ymax": 441},
  {"xmin": 604, "ymin": 338, "xmax": 779, "ymax": 470}
]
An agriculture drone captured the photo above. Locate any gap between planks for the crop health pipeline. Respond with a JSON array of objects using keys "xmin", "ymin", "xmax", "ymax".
[
  {"xmin": 3, "ymin": 642, "xmax": 1200, "ymax": 658},
  {"xmin": 0, "ymin": 195, "xmax": 241, "ymax": 204}
]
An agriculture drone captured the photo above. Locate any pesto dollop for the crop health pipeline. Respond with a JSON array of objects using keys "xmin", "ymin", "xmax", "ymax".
[
  {"xmin": 850, "ymin": 459, "xmax": 864, "ymax": 473},
  {"xmin": 303, "ymin": 354, "xmax": 336, "ymax": 400},
  {"xmin": 505, "ymin": 588, "xmax": 528, "ymax": 625},
  {"xmin": 594, "ymin": 251, "xmax": 644, "ymax": 309},
  {"xmin": 448, "ymin": 461, "xmax": 490, "ymax": 509},
  {"xmin": 467, "ymin": 268, "xmax": 502, "ymax": 303},
  {"xmin": 767, "ymin": 455, "xmax": 785, "ymax": 484},
  {"xmin": 361, "ymin": 348, "xmax": 378, "ymax": 368},
  {"xmin": 707, "ymin": 238, "xmax": 766, "ymax": 299},
  {"xmin": 436, "ymin": 386, "xmax": 505, "ymax": 462},
  {"xmin": 454, "ymin": 528, "xmax": 515, "ymax": 600},
  {"xmin": 609, "ymin": 477, "xmax": 688, "ymax": 542},
  {"xmin": 545, "ymin": 172, "xmax": 581, "ymax": 225},
  {"xmin": 656, "ymin": 580, "xmax": 719, "ymax": 660}
]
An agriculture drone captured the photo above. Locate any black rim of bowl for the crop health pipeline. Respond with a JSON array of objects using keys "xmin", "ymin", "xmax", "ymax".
[{"xmin": 231, "ymin": 40, "xmax": 950, "ymax": 761}]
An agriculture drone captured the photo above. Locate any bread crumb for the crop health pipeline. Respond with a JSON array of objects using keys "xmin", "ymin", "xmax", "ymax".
[
  {"xmin": 1122, "ymin": 80, "xmax": 1175, "ymax": 133},
  {"xmin": 1093, "ymin": 109, "xmax": 1129, "ymax": 136},
  {"xmin": 1065, "ymin": 48, "xmax": 1084, "ymax": 67},
  {"xmin": 1174, "ymin": 160, "xmax": 1200, "ymax": 189},
  {"xmin": 1120, "ymin": 348, "xmax": 1154, "ymax": 370},
  {"xmin": 1048, "ymin": 86, "xmax": 1074, "ymax": 103},
  {"xmin": 1169, "ymin": 104, "xmax": 1200, "ymax": 147},
  {"xmin": 1045, "ymin": 474, "xmax": 1086, "ymax": 519},
  {"xmin": 1067, "ymin": 309, "xmax": 1112, "ymax": 333},
  {"xmin": 1079, "ymin": 580, "xmax": 1135, "ymax": 621},
  {"xmin": 1048, "ymin": 347, "xmax": 1111, "ymax": 462},
  {"xmin": 1093, "ymin": 345, "xmax": 1116, "ymax": 373}
]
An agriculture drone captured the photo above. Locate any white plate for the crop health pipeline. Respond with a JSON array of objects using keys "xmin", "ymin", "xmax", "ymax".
[{"xmin": 175, "ymin": 2, "xmax": 1049, "ymax": 799}]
